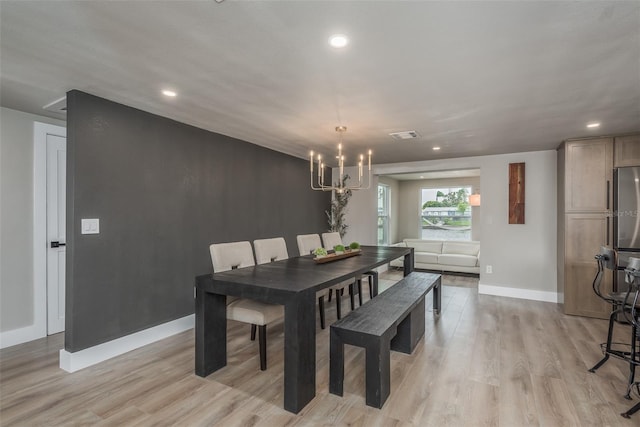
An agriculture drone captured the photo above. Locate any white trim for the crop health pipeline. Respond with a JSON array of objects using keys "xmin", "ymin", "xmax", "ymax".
[
  {"xmin": 59, "ymin": 314, "xmax": 194, "ymax": 372},
  {"xmin": 33, "ymin": 122, "xmax": 66, "ymax": 342},
  {"xmin": 478, "ymin": 283, "xmax": 558, "ymax": 303},
  {"xmin": 0, "ymin": 324, "xmax": 46, "ymax": 349}
]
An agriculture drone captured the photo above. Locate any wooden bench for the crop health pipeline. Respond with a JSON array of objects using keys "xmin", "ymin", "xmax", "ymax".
[{"xmin": 329, "ymin": 272, "xmax": 441, "ymax": 408}]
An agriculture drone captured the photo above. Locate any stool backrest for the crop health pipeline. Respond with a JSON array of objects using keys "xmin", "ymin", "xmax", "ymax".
[{"xmin": 593, "ymin": 246, "xmax": 616, "ymax": 301}]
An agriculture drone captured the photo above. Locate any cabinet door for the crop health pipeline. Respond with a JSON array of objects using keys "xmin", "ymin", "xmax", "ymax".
[
  {"xmin": 564, "ymin": 213, "xmax": 612, "ymax": 318},
  {"xmin": 614, "ymin": 135, "xmax": 640, "ymax": 167},
  {"xmin": 565, "ymin": 139, "xmax": 613, "ymax": 212}
]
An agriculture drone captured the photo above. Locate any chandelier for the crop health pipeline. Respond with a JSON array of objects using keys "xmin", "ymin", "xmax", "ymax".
[{"xmin": 310, "ymin": 126, "xmax": 372, "ymax": 193}]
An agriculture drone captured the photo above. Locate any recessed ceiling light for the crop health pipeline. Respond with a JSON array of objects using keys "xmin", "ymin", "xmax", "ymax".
[
  {"xmin": 420, "ymin": 176, "xmax": 424, "ymax": 179},
  {"xmin": 433, "ymin": 146, "xmax": 441, "ymax": 151},
  {"xmin": 162, "ymin": 90, "xmax": 177, "ymax": 97},
  {"xmin": 329, "ymin": 34, "xmax": 348, "ymax": 48},
  {"xmin": 587, "ymin": 122, "xmax": 600, "ymax": 128}
]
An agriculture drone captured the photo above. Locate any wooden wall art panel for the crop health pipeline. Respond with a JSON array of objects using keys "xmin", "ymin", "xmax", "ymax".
[{"xmin": 509, "ymin": 162, "xmax": 525, "ymax": 224}]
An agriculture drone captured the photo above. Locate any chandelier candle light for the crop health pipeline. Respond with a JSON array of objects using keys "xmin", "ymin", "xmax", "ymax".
[{"xmin": 310, "ymin": 126, "xmax": 372, "ymax": 193}]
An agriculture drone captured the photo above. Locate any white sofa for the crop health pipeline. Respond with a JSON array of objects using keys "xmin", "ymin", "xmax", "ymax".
[{"xmin": 390, "ymin": 239, "xmax": 480, "ymax": 274}]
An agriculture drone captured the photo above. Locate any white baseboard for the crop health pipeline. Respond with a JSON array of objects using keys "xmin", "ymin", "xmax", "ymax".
[
  {"xmin": 0, "ymin": 323, "xmax": 46, "ymax": 349},
  {"xmin": 478, "ymin": 283, "xmax": 558, "ymax": 303},
  {"xmin": 59, "ymin": 314, "xmax": 194, "ymax": 372}
]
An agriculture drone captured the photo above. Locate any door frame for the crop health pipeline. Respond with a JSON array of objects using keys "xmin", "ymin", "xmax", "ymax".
[{"xmin": 34, "ymin": 122, "xmax": 67, "ymax": 338}]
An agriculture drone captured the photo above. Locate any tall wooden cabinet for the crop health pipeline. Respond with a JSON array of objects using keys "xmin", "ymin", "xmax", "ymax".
[
  {"xmin": 613, "ymin": 135, "xmax": 640, "ymax": 167},
  {"xmin": 558, "ymin": 138, "xmax": 613, "ymax": 318}
]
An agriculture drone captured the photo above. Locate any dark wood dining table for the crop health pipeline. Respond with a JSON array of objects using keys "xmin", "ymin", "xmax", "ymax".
[{"xmin": 194, "ymin": 245, "xmax": 414, "ymax": 413}]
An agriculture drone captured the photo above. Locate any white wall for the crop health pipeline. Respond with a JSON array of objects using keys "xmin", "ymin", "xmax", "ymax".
[
  {"xmin": 0, "ymin": 107, "xmax": 65, "ymax": 343},
  {"xmin": 342, "ymin": 150, "xmax": 558, "ymax": 301}
]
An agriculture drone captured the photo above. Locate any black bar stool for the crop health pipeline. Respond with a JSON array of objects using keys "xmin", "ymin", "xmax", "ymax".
[
  {"xmin": 588, "ymin": 248, "xmax": 640, "ymax": 401},
  {"xmin": 621, "ymin": 259, "xmax": 640, "ymax": 419}
]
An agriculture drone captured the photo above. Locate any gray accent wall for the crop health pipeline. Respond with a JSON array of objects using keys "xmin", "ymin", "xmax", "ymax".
[{"xmin": 65, "ymin": 90, "xmax": 330, "ymax": 352}]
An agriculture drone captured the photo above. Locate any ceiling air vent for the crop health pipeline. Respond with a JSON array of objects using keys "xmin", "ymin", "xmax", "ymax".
[
  {"xmin": 389, "ymin": 130, "xmax": 420, "ymax": 140},
  {"xmin": 43, "ymin": 96, "xmax": 67, "ymax": 113}
]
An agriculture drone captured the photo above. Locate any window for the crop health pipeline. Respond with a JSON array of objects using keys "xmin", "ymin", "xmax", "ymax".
[
  {"xmin": 378, "ymin": 184, "xmax": 390, "ymax": 245},
  {"xmin": 420, "ymin": 186, "xmax": 472, "ymax": 241}
]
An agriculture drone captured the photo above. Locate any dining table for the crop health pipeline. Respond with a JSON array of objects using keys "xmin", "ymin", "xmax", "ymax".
[{"xmin": 194, "ymin": 245, "xmax": 414, "ymax": 414}]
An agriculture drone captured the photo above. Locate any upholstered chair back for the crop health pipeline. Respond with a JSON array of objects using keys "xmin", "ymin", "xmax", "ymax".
[
  {"xmin": 254, "ymin": 237, "xmax": 289, "ymax": 264},
  {"xmin": 209, "ymin": 241, "xmax": 255, "ymax": 273},
  {"xmin": 321, "ymin": 232, "xmax": 343, "ymax": 250},
  {"xmin": 296, "ymin": 234, "xmax": 322, "ymax": 256}
]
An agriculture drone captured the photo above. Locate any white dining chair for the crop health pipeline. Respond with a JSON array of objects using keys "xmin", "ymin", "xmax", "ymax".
[
  {"xmin": 322, "ymin": 231, "xmax": 377, "ymax": 306},
  {"xmin": 254, "ymin": 237, "xmax": 289, "ymax": 264},
  {"xmin": 321, "ymin": 232, "xmax": 343, "ymax": 251},
  {"xmin": 297, "ymin": 233, "xmax": 354, "ymax": 328},
  {"xmin": 209, "ymin": 241, "xmax": 283, "ymax": 371}
]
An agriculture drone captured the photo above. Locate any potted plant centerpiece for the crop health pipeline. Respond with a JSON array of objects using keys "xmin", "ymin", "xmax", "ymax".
[{"xmin": 313, "ymin": 247, "xmax": 328, "ymax": 258}]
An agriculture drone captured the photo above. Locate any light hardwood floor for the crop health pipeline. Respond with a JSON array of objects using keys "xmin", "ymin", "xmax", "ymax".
[{"xmin": 1, "ymin": 271, "xmax": 639, "ymax": 426}]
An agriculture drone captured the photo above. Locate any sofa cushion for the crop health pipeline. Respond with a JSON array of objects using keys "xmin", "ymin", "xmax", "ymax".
[
  {"xmin": 442, "ymin": 241, "xmax": 480, "ymax": 256},
  {"xmin": 414, "ymin": 252, "xmax": 439, "ymax": 264},
  {"xmin": 438, "ymin": 253, "xmax": 478, "ymax": 267},
  {"xmin": 404, "ymin": 239, "xmax": 443, "ymax": 254}
]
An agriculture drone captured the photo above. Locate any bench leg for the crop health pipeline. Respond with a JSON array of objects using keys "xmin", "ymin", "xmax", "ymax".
[
  {"xmin": 433, "ymin": 279, "xmax": 442, "ymax": 315},
  {"xmin": 329, "ymin": 328, "xmax": 344, "ymax": 397},
  {"xmin": 391, "ymin": 297, "xmax": 426, "ymax": 354},
  {"xmin": 365, "ymin": 337, "xmax": 391, "ymax": 408}
]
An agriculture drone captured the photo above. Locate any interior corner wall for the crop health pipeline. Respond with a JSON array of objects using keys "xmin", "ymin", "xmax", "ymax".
[
  {"xmin": 0, "ymin": 107, "xmax": 65, "ymax": 337},
  {"xmin": 65, "ymin": 90, "xmax": 330, "ymax": 352}
]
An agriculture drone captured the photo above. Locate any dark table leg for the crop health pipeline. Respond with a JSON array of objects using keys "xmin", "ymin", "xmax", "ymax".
[
  {"xmin": 372, "ymin": 272, "xmax": 379, "ymax": 297},
  {"xmin": 433, "ymin": 277, "xmax": 442, "ymax": 315},
  {"xmin": 403, "ymin": 249, "xmax": 414, "ymax": 276},
  {"xmin": 283, "ymin": 293, "xmax": 316, "ymax": 414},
  {"xmin": 195, "ymin": 287, "xmax": 227, "ymax": 377},
  {"xmin": 329, "ymin": 327, "xmax": 344, "ymax": 397}
]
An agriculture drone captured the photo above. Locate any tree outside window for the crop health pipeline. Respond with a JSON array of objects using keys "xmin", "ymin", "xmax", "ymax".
[{"xmin": 420, "ymin": 187, "xmax": 471, "ymax": 240}]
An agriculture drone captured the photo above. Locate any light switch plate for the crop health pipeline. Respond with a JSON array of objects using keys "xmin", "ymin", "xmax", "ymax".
[{"xmin": 81, "ymin": 218, "xmax": 100, "ymax": 234}]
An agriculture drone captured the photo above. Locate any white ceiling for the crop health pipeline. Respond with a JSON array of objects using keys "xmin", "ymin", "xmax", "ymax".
[{"xmin": 1, "ymin": 1, "xmax": 638, "ymax": 166}]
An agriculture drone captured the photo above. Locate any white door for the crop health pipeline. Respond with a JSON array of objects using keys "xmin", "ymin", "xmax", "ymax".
[{"xmin": 46, "ymin": 134, "xmax": 66, "ymax": 334}]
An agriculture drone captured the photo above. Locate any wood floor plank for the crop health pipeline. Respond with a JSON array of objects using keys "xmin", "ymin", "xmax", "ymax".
[
  {"xmin": 531, "ymin": 374, "xmax": 581, "ymax": 426},
  {"xmin": 2, "ymin": 272, "xmax": 640, "ymax": 426}
]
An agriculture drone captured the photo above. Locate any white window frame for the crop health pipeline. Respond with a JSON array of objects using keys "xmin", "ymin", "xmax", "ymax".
[{"xmin": 377, "ymin": 184, "xmax": 390, "ymax": 245}]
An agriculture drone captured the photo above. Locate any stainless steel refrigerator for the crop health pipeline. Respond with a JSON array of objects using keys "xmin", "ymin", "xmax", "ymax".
[{"xmin": 614, "ymin": 166, "xmax": 640, "ymax": 293}]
